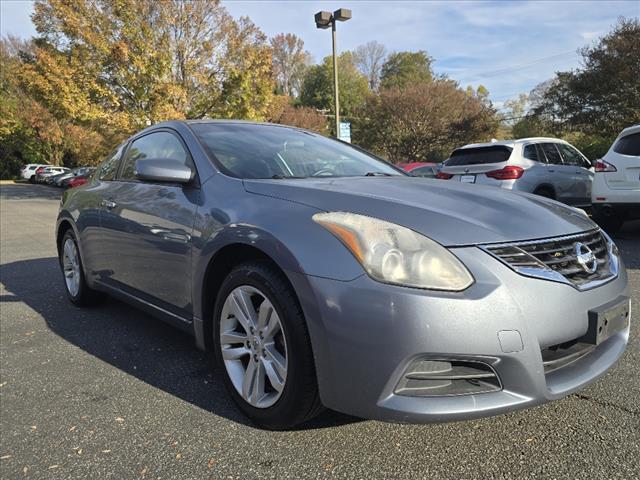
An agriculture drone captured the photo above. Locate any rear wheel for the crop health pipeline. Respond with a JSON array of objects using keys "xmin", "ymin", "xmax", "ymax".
[
  {"xmin": 213, "ymin": 262, "xmax": 322, "ymax": 430},
  {"xmin": 59, "ymin": 230, "xmax": 104, "ymax": 306},
  {"xmin": 533, "ymin": 186, "xmax": 555, "ymax": 200}
]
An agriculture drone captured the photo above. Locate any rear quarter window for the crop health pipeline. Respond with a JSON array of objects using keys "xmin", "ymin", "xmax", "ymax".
[
  {"xmin": 613, "ymin": 132, "xmax": 640, "ymax": 156},
  {"xmin": 445, "ymin": 146, "xmax": 513, "ymax": 166},
  {"xmin": 523, "ymin": 144, "xmax": 541, "ymax": 162}
]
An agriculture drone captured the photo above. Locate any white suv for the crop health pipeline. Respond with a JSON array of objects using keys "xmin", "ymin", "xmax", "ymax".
[
  {"xmin": 592, "ymin": 125, "xmax": 640, "ymax": 233},
  {"xmin": 438, "ymin": 138, "xmax": 593, "ymax": 207},
  {"xmin": 20, "ymin": 164, "xmax": 48, "ymax": 181}
]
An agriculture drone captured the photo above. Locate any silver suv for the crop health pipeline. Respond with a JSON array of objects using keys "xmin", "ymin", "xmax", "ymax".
[{"xmin": 438, "ymin": 138, "xmax": 594, "ymax": 207}]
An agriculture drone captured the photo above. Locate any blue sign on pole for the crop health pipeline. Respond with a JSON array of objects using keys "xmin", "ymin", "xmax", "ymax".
[{"xmin": 339, "ymin": 122, "xmax": 351, "ymax": 143}]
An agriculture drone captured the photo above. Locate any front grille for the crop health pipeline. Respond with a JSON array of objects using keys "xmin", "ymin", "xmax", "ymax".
[{"xmin": 482, "ymin": 229, "xmax": 618, "ymax": 290}]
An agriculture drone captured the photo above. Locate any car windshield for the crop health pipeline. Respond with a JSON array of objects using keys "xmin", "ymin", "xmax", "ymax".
[
  {"xmin": 446, "ymin": 146, "xmax": 513, "ymax": 166},
  {"xmin": 190, "ymin": 123, "xmax": 402, "ymax": 179}
]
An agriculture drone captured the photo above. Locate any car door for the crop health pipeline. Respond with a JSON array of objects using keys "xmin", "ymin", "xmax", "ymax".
[
  {"xmin": 539, "ymin": 143, "xmax": 575, "ymax": 204},
  {"xmin": 520, "ymin": 143, "xmax": 551, "ymax": 191},
  {"xmin": 557, "ymin": 143, "xmax": 593, "ymax": 206},
  {"xmin": 97, "ymin": 129, "xmax": 199, "ymax": 316}
]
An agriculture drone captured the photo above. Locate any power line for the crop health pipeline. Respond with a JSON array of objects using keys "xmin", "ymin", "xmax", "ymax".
[{"xmin": 462, "ymin": 50, "xmax": 576, "ymax": 80}]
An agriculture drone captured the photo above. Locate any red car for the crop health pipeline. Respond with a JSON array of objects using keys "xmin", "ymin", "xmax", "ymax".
[
  {"xmin": 397, "ymin": 162, "xmax": 438, "ymax": 178},
  {"xmin": 67, "ymin": 176, "xmax": 89, "ymax": 189}
]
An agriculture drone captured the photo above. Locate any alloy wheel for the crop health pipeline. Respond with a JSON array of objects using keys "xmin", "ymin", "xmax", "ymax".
[
  {"xmin": 62, "ymin": 238, "xmax": 81, "ymax": 297},
  {"xmin": 219, "ymin": 286, "xmax": 288, "ymax": 408}
]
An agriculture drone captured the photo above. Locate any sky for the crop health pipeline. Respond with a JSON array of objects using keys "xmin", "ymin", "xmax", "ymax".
[{"xmin": 2, "ymin": 0, "xmax": 639, "ymax": 110}]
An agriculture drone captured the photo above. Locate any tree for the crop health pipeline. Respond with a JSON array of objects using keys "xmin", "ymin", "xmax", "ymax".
[
  {"xmin": 380, "ymin": 51, "xmax": 433, "ymax": 89},
  {"xmin": 299, "ymin": 52, "xmax": 369, "ymax": 124},
  {"xmin": 533, "ymin": 17, "xmax": 640, "ymax": 139},
  {"xmin": 353, "ymin": 41, "xmax": 387, "ymax": 91},
  {"xmin": 22, "ymin": 0, "xmax": 274, "ymax": 131},
  {"xmin": 268, "ymin": 96, "xmax": 328, "ymax": 134},
  {"xmin": 1, "ymin": 37, "xmax": 106, "ymax": 177},
  {"xmin": 270, "ymin": 33, "xmax": 311, "ymax": 97},
  {"xmin": 356, "ymin": 80, "xmax": 499, "ymax": 162}
]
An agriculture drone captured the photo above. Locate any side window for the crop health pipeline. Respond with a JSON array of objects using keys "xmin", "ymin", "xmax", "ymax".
[
  {"xmin": 558, "ymin": 144, "xmax": 587, "ymax": 167},
  {"xmin": 613, "ymin": 132, "xmax": 640, "ymax": 156},
  {"xmin": 120, "ymin": 131, "xmax": 189, "ymax": 181},
  {"xmin": 540, "ymin": 143, "xmax": 563, "ymax": 165},
  {"xmin": 99, "ymin": 144, "xmax": 126, "ymax": 181},
  {"xmin": 523, "ymin": 144, "xmax": 540, "ymax": 162},
  {"xmin": 411, "ymin": 166, "xmax": 436, "ymax": 178}
]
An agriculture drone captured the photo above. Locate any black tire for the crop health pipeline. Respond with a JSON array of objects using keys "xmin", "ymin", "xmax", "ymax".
[
  {"xmin": 29, "ymin": 175, "xmax": 35, "ymax": 184},
  {"xmin": 213, "ymin": 261, "xmax": 323, "ymax": 430},
  {"xmin": 533, "ymin": 187, "xmax": 555, "ymax": 200},
  {"xmin": 59, "ymin": 230, "xmax": 104, "ymax": 307}
]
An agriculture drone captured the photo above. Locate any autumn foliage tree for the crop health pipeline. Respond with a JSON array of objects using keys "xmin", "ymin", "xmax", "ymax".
[
  {"xmin": 270, "ymin": 33, "xmax": 311, "ymax": 97},
  {"xmin": 356, "ymin": 80, "xmax": 499, "ymax": 162},
  {"xmin": 0, "ymin": 0, "xmax": 276, "ymax": 175}
]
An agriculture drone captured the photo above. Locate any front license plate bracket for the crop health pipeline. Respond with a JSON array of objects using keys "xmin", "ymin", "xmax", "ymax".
[{"xmin": 580, "ymin": 296, "xmax": 630, "ymax": 345}]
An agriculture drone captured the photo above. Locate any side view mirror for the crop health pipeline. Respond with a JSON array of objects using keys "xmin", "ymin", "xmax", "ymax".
[{"xmin": 135, "ymin": 158, "xmax": 194, "ymax": 184}]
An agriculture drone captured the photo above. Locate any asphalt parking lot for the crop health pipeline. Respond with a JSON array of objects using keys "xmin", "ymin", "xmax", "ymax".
[{"xmin": 1, "ymin": 182, "xmax": 639, "ymax": 479}]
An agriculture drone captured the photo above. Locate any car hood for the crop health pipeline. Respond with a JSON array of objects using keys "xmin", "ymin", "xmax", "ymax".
[{"xmin": 243, "ymin": 177, "xmax": 596, "ymax": 246}]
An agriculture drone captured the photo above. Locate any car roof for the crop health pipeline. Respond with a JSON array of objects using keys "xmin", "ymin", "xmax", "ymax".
[
  {"xmin": 131, "ymin": 119, "xmax": 311, "ymax": 140},
  {"xmin": 619, "ymin": 124, "xmax": 640, "ymax": 138},
  {"xmin": 457, "ymin": 137, "xmax": 568, "ymax": 150}
]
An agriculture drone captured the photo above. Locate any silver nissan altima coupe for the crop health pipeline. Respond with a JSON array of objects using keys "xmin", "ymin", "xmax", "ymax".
[{"xmin": 56, "ymin": 120, "xmax": 630, "ymax": 429}]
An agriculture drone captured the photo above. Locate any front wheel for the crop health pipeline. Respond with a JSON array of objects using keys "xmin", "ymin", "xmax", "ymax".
[
  {"xmin": 59, "ymin": 230, "xmax": 104, "ymax": 306},
  {"xmin": 213, "ymin": 262, "xmax": 323, "ymax": 430}
]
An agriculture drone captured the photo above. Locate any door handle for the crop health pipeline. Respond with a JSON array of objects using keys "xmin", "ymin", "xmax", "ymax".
[
  {"xmin": 102, "ymin": 200, "xmax": 117, "ymax": 209},
  {"xmin": 547, "ymin": 169, "xmax": 555, "ymax": 173}
]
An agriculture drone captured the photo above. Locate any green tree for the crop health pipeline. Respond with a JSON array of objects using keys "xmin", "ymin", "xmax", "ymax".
[
  {"xmin": 380, "ymin": 51, "xmax": 433, "ymax": 89},
  {"xmin": 533, "ymin": 17, "xmax": 640, "ymax": 138},
  {"xmin": 299, "ymin": 52, "xmax": 369, "ymax": 122},
  {"xmin": 356, "ymin": 80, "xmax": 498, "ymax": 162}
]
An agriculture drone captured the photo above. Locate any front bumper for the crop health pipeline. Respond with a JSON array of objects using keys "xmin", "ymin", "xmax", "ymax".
[{"xmin": 296, "ymin": 246, "xmax": 630, "ymax": 423}]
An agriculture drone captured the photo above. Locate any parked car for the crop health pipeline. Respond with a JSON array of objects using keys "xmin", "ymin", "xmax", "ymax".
[
  {"xmin": 56, "ymin": 121, "xmax": 629, "ymax": 430},
  {"xmin": 35, "ymin": 166, "xmax": 69, "ymax": 183},
  {"xmin": 53, "ymin": 167, "xmax": 95, "ymax": 187},
  {"xmin": 437, "ymin": 138, "xmax": 594, "ymax": 207},
  {"xmin": 61, "ymin": 168, "xmax": 95, "ymax": 189},
  {"xmin": 20, "ymin": 164, "xmax": 48, "ymax": 182},
  {"xmin": 591, "ymin": 125, "xmax": 640, "ymax": 233},
  {"xmin": 66, "ymin": 176, "xmax": 89, "ymax": 189},
  {"xmin": 398, "ymin": 162, "xmax": 438, "ymax": 178}
]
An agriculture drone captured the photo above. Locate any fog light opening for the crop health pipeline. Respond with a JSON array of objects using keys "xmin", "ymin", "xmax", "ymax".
[{"xmin": 394, "ymin": 359, "xmax": 501, "ymax": 397}]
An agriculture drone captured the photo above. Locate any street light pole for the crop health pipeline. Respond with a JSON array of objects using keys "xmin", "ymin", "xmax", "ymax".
[
  {"xmin": 315, "ymin": 8, "xmax": 352, "ymax": 138},
  {"xmin": 331, "ymin": 20, "xmax": 339, "ymax": 136}
]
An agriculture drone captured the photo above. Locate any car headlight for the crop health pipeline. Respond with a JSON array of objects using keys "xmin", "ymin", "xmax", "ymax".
[{"xmin": 312, "ymin": 212, "xmax": 474, "ymax": 291}]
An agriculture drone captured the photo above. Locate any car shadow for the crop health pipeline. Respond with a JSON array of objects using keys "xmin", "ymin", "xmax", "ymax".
[
  {"xmin": 612, "ymin": 220, "xmax": 640, "ymax": 269},
  {"xmin": 0, "ymin": 257, "xmax": 361, "ymax": 431}
]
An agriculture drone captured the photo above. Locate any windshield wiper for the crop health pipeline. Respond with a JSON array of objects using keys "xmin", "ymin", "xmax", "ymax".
[
  {"xmin": 364, "ymin": 172, "xmax": 393, "ymax": 176},
  {"xmin": 271, "ymin": 174, "xmax": 307, "ymax": 179}
]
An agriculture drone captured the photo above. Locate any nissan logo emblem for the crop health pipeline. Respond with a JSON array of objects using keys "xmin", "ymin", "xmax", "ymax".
[{"xmin": 574, "ymin": 242, "xmax": 597, "ymax": 274}]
